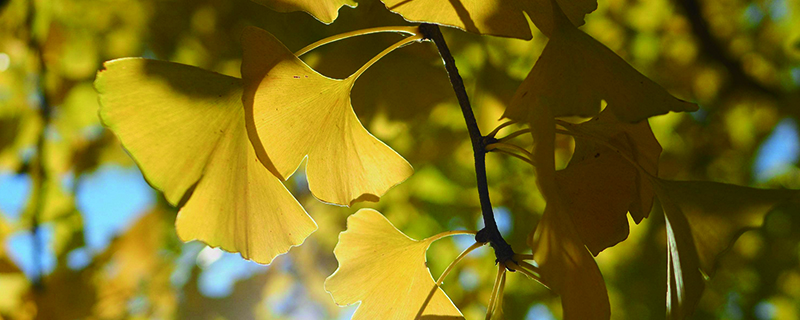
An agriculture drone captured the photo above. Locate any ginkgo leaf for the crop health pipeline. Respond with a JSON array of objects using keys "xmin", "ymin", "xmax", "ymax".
[
  {"xmin": 556, "ymin": 143, "xmax": 635, "ymax": 255},
  {"xmin": 325, "ymin": 209, "xmax": 464, "ymax": 320},
  {"xmin": 650, "ymin": 178, "xmax": 797, "ymax": 319},
  {"xmin": 529, "ymin": 201, "xmax": 611, "ymax": 320},
  {"xmin": 241, "ymin": 26, "xmax": 413, "ymax": 206},
  {"xmin": 249, "ymin": 0, "xmax": 356, "ymax": 24},
  {"xmin": 526, "ymin": 104, "xmax": 610, "ymax": 319},
  {"xmin": 556, "ymin": 110, "xmax": 662, "ymax": 255},
  {"xmin": 380, "ymin": 0, "xmax": 597, "ymax": 39},
  {"xmin": 504, "ymin": 0, "xmax": 698, "ymax": 124},
  {"xmin": 96, "ymin": 58, "xmax": 317, "ymax": 264}
]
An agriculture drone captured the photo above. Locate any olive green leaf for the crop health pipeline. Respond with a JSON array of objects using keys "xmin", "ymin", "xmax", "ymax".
[
  {"xmin": 650, "ymin": 178, "xmax": 797, "ymax": 319},
  {"xmin": 504, "ymin": 0, "xmax": 697, "ymax": 124},
  {"xmin": 249, "ymin": 0, "xmax": 356, "ymax": 24}
]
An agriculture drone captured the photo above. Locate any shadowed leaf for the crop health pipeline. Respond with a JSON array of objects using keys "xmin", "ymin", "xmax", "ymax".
[
  {"xmin": 380, "ymin": 0, "xmax": 597, "ymax": 39},
  {"xmin": 241, "ymin": 27, "xmax": 413, "ymax": 206},
  {"xmin": 504, "ymin": 0, "xmax": 697, "ymax": 124},
  {"xmin": 249, "ymin": 0, "xmax": 356, "ymax": 24},
  {"xmin": 557, "ymin": 110, "xmax": 662, "ymax": 255},
  {"xmin": 529, "ymin": 201, "xmax": 611, "ymax": 320},
  {"xmin": 651, "ymin": 178, "xmax": 797, "ymax": 319}
]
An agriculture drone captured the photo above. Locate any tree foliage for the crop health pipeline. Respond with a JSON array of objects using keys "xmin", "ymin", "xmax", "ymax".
[{"xmin": 2, "ymin": 0, "xmax": 800, "ymax": 319}]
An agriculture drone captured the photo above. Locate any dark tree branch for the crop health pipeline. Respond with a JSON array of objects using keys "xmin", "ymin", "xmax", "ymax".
[
  {"xmin": 676, "ymin": 0, "xmax": 781, "ymax": 99},
  {"xmin": 419, "ymin": 23, "xmax": 515, "ymax": 264},
  {"xmin": 26, "ymin": 0, "xmax": 49, "ymax": 291}
]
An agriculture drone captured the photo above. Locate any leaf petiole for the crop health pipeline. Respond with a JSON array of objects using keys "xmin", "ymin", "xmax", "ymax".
[
  {"xmin": 485, "ymin": 120, "xmax": 516, "ymax": 139},
  {"xmin": 492, "ymin": 149, "xmax": 535, "ymax": 166},
  {"xmin": 485, "ymin": 142, "xmax": 534, "ymax": 160},
  {"xmin": 294, "ymin": 26, "xmax": 420, "ymax": 57},
  {"xmin": 496, "ymin": 128, "xmax": 532, "ymax": 143},
  {"xmin": 348, "ymin": 34, "xmax": 424, "ymax": 80},
  {"xmin": 435, "ymin": 241, "xmax": 485, "ymax": 286},
  {"xmin": 554, "ymin": 122, "xmax": 653, "ymax": 177},
  {"xmin": 485, "ymin": 264, "xmax": 507, "ymax": 320},
  {"xmin": 507, "ymin": 260, "xmax": 548, "ymax": 289}
]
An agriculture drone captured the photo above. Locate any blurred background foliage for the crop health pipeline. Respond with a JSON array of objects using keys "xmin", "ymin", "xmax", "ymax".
[{"xmin": 0, "ymin": 0, "xmax": 799, "ymax": 318}]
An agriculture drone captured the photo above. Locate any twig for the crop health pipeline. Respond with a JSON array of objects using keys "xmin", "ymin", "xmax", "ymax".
[{"xmin": 419, "ymin": 23, "xmax": 515, "ymax": 264}]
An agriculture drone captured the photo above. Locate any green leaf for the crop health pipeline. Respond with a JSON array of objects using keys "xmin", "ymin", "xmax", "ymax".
[
  {"xmin": 249, "ymin": 0, "xmax": 356, "ymax": 24},
  {"xmin": 557, "ymin": 110, "xmax": 662, "ymax": 255},
  {"xmin": 529, "ymin": 201, "xmax": 611, "ymax": 320},
  {"xmin": 96, "ymin": 58, "xmax": 316, "ymax": 264},
  {"xmin": 526, "ymin": 105, "xmax": 610, "ymax": 319},
  {"xmin": 651, "ymin": 178, "xmax": 797, "ymax": 319},
  {"xmin": 241, "ymin": 27, "xmax": 413, "ymax": 207},
  {"xmin": 325, "ymin": 209, "xmax": 464, "ymax": 320},
  {"xmin": 504, "ymin": 0, "xmax": 697, "ymax": 124},
  {"xmin": 380, "ymin": 0, "xmax": 597, "ymax": 40}
]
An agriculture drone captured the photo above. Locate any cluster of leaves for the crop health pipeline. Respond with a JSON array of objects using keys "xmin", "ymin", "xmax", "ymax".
[
  {"xmin": 3, "ymin": 0, "xmax": 800, "ymax": 318},
  {"xmin": 90, "ymin": 0, "xmax": 800, "ymax": 319}
]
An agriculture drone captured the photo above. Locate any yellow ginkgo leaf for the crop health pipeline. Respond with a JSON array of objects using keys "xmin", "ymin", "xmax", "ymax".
[
  {"xmin": 556, "ymin": 110, "xmax": 662, "ymax": 255},
  {"xmin": 504, "ymin": 0, "xmax": 698, "ymax": 124},
  {"xmin": 529, "ymin": 201, "xmax": 611, "ymax": 320},
  {"xmin": 380, "ymin": 0, "xmax": 597, "ymax": 39},
  {"xmin": 521, "ymin": 104, "xmax": 609, "ymax": 319},
  {"xmin": 556, "ymin": 143, "xmax": 635, "ymax": 255},
  {"xmin": 325, "ymin": 209, "xmax": 464, "ymax": 320},
  {"xmin": 249, "ymin": 0, "xmax": 356, "ymax": 24},
  {"xmin": 96, "ymin": 58, "xmax": 316, "ymax": 264},
  {"xmin": 241, "ymin": 26, "xmax": 413, "ymax": 206},
  {"xmin": 650, "ymin": 178, "xmax": 797, "ymax": 319}
]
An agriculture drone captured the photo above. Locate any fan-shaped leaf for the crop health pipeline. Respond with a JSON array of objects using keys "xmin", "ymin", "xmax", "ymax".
[
  {"xmin": 526, "ymin": 105, "xmax": 610, "ymax": 319},
  {"xmin": 325, "ymin": 209, "xmax": 464, "ymax": 320},
  {"xmin": 557, "ymin": 110, "xmax": 662, "ymax": 255},
  {"xmin": 249, "ymin": 0, "xmax": 356, "ymax": 24},
  {"xmin": 96, "ymin": 58, "xmax": 316, "ymax": 264},
  {"xmin": 241, "ymin": 27, "xmax": 413, "ymax": 206},
  {"xmin": 529, "ymin": 201, "xmax": 611, "ymax": 320},
  {"xmin": 380, "ymin": 0, "xmax": 597, "ymax": 39},
  {"xmin": 504, "ymin": 0, "xmax": 697, "ymax": 124},
  {"xmin": 651, "ymin": 178, "xmax": 797, "ymax": 319}
]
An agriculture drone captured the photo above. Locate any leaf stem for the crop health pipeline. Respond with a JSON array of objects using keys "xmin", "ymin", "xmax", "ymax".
[
  {"xmin": 554, "ymin": 122, "xmax": 653, "ymax": 177},
  {"xmin": 485, "ymin": 142, "xmax": 534, "ymax": 160},
  {"xmin": 485, "ymin": 264, "xmax": 506, "ymax": 320},
  {"xmin": 427, "ymin": 229, "xmax": 478, "ymax": 243},
  {"xmin": 492, "ymin": 149, "xmax": 535, "ymax": 166},
  {"xmin": 435, "ymin": 241, "xmax": 485, "ymax": 286},
  {"xmin": 294, "ymin": 26, "xmax": 420, "ymax": 56},
  {"xmin": 485, "ymin": 120, "xmax": 515, "ymax": 139},
  {"xmin": 348, "ymin": 34, "xmax": 424, "ymax": 81},
  {"xmin": 497, "ymin": 128, "xmax": 532, "ymax": 143},
  {"xmin": 507, "ymin": 260, "xmax": 548, "ymax": 289},
  {"xmin": 419, "ymin": 23, "xmax": 515, "ymax": 264}
]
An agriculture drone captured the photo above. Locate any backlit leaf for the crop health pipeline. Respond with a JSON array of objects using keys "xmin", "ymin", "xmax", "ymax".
[
  {"xmin": 557, "ymin": 110, "xmax": 662, "ymax": 255},
  {"xmin": 380, "ymin": 0, "xmax": 597, "ymax": 39},
  {"xmin": 526, "ymin": 104, "xmax": 610, "ymax": 319},
  {"xmin": 325, "ymin": 209, "xmax": 464, "ymax": 320},
  {"xmin": 242, "ymin": 27, "xmax": 413, "ymax": 206},
  {"xmin": 529, "ymin": 201, "xmax": 611, "ymax": 320},
  {"xmin": 249, "ymin": 0, "xmax": 356, "ymax": 24},
  {"xmin": 504, "ymin": 0, "xmax": 698, "ymax": 124},
  {"xmin": 96, "ymin": 58, "xmax": 316, "ymax": 264},
  {"xmin": 651, "ymin": 178, "xmax": 797, "ymax": 319}
]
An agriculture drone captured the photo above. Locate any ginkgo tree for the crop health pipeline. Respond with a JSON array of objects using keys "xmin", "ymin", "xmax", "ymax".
[{"xmin": 93, "ymin": 0, "xmax": 800, "ymax": 319}]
